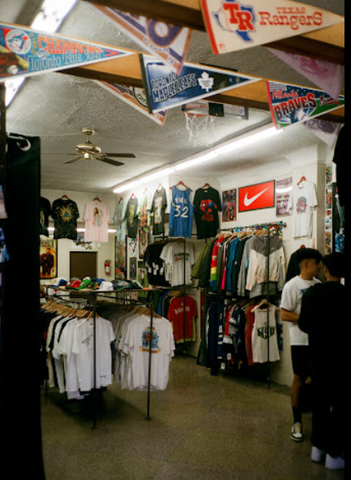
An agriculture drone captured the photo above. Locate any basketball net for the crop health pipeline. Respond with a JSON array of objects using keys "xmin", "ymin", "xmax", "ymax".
[{"xmin": 184, "ymin": 112, "xmax": 216, "ymax": 148}]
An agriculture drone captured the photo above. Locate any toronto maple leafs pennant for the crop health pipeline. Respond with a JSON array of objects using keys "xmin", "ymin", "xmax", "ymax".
[
  {"xmin": 139, "ymin": 54, "xmax": 260, "ymax": 113},
  {"xmin": 200, "ymin": 0, "xmax": 344, "ymax": 55}
]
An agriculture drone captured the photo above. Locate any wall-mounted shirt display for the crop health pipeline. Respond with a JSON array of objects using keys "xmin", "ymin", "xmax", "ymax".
[
  {"xmin": 83, "ymin": 199, "xmax": 110, "ymax": 243},
  {"xmin": 150, "ymin": 186, "xmax": 167, "ymax": 235},
  {"xmin": 124, "ymin": 195, "xmax": 139, "ymax": 238},
  {"xmin": 52, "ymin": 196, "xmax": 79, "ymax": 241},
  {"xmin": 39, "ymin": 196, "xmax": 52, "ymax": 237},
  {"xmin": 137, "ymin": 188, "xmax": 152, "ymax": 232},
  {"xmin": 114, "ymin": 198, "xmax": 126, "ymax": 242},
  {"xmin": 194, "ymin": 185, "xmax": 222, "ymax": 239},
  {"xmin": 288, "ymin": 180, "xmax": 318, "ymax": 238},
  {"xmin": 169, "ymin": 185, "xmax": 194, "ymax": 238}
]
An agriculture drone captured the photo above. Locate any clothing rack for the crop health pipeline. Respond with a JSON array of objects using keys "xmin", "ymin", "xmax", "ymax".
[
  {"xmin": 217, "ymin": 221, "xmax": 287, "ymax": 386},
  {"xmin": 44, "ymin": 285, "xmax": 161, "ymax": 427},
  {"xmin": 149, "ymin": 234, "xmax": 198, "ymax": 354}
]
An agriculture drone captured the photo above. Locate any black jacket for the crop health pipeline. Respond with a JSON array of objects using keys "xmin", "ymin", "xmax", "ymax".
[{"xmin": 299, "ymin": 281, "xmax": 346, "ymax": 377}]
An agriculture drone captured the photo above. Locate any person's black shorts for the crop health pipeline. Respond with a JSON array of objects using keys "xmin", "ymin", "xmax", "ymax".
[{"xmin": 291, "ymin": 346, "xmax": 310, "ymax": 380}]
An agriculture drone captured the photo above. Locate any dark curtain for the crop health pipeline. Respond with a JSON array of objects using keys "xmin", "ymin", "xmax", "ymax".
[{"xmin": 0, "ymin": 135, "xmax": 45, "ymax": 479}]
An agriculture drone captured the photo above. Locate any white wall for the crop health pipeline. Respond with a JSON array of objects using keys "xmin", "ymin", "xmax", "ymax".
[{"xmin": 41, "ymin": 188, "xmax": 116, "ymax": 281}]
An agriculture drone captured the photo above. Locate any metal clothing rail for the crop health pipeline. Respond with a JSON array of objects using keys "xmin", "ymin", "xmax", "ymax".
[{"xmin": 44, "ymin": 286, "xmax": 161, "ymax": 427}]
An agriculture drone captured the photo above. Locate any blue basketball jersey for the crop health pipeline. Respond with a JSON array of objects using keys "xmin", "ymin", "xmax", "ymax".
[{"xmin": 169, "ymin": 186, "xmax": 194, "ymax": 238}]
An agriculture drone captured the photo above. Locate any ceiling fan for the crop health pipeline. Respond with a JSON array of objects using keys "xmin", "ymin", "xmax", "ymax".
[{"xmin": 64, "ymin": 128, "xmax": 136, "ymax": 166}]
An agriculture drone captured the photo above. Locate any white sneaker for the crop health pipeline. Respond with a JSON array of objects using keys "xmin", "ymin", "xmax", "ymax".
[
  {"xmin": 325, "ymin": 454, "xmax": 345, "ymax": 470},
  {"xmin": 311, "ymin": 446, "xmax": 325, "ymax": 463},
  {"xmin": 290, "ymin": 422, "xmax": 303, "ymax": 442}
]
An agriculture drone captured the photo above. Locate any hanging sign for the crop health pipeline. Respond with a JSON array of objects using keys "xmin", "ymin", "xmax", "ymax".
[
  {"xmin": 94, "ymin": 6, "xmax": 192, "ymax": 75},
  {"xmin": 0, "ymin": 22, "xmax": 134, "ymax": 82},
  {"xmin": 97, "ymin": 81, "xmax": 168, "ymax": 126},
  {"xmin": 238, "ymin": 180, "xmax": 275, "ymax": 212},
  {"xmin": 267, "ymin": 80, "xmax": 345, "ymax": 129},
  {"xmin": 200, "ymin": 0, "xmax": 344, "ymax": 55},
  {"xmin": 140, "ymin": 54, "xmax": 260, "ymax": 113}
]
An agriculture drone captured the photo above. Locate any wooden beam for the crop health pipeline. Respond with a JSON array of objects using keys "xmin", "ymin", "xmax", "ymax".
[
  {"xmin": 83, "ymin": 0, "xmax": 344, "ymax": 64},
  {"xmin": 59, "ymin": 53, "xmax": 344, "ymax": 123}
]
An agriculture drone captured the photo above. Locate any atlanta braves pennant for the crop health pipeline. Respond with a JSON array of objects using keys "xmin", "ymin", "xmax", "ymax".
[
  {"xmin": 267, "ymin": 80, "xmax": 345, "ymax": 130},
  {"xmin": 200, "ymin": 0, "xmax": 344, "ymax": 55},
  {"xmin": 0, "ymin": 22, "xmax": 134, "ymax": 81},
  {"xmin": 139, "ymin": 54, "xmax": 260, "ymax": 113}
]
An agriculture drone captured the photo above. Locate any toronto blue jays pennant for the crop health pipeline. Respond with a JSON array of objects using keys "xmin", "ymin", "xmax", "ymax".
[
  {"xmin": 267, "ymin": 80, "xmax": 345, "ymax": 129},
  {"xmin": 139, "ymin": 54, "xmax": 260, "ymax": 113},
  {"xmin": 200, "ymin": 0, "xmax": 344, "ymax": 55},
  {"xmin": 0, "ymin": 22, "xmax": 134, "ymax": 81}
]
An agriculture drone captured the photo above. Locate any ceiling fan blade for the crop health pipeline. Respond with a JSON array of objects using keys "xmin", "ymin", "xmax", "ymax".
[
  {"xmin": 104, "ymin": 153, "xmax": 136, "ymax": 158},
  {"xmin": 64, "ymin": 156, "xmax": 83, "ymax": 164},
  {"xmin": 96, "ymin": 156, "xmax": 124, "ymax": 167}
]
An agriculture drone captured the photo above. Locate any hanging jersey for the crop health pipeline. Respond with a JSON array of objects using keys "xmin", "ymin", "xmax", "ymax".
[
  {"xmin": 169, "ymin": 186, "xmax": 194, "ymax": 238},
  {"xmin": 251, "ymin": 304, "xmax": 280, "ymax": 363}
]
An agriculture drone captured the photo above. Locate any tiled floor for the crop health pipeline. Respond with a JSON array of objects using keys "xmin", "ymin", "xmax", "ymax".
[{"xmin": 41, "ymin": 356, "xmax": 345, "ymax": 480}]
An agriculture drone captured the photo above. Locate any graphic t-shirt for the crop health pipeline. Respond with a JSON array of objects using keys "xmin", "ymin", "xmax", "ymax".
[
  {"xmin": 167, "ymin": 295, "xmax": 198, "ymax": 343},
  {"xmin": 114, "ymin": 199, "xmax": 126, "ymax": 242},
  {"xmin": 160, "ymin": 241, "xmax": 195, "ymax": 286},
  {"xmin": 137, "ymin": 189, "xmax": 153, "ymax": 232},
  {"xmin": 39, "ymin": 196, "xmax": 52, "ymax": 237},
  {"xmin": 194, "ymin": 186, "xmax": 222, "ymax": 239},
  {"xmin": 124, "ymin": 196, "xmax": 139, "ymax": 238},
  {"xmin": 52, "ymin": 198, "xmax": 79, "ymax": 240},
  {"xmin": 83, "ymin": 200, "xmax": 110, "ymax": 243},
  {"xmin": 150, "ymin": 186, "xmax": 167, "ymax": 235},
  {"xmin": 121, "ymin": 315, "xmax": 175, "ymax": 391},
  {"xmin": 288, "ymin": 180, "xmax": 318, "ymax": 238},
  {"xmin": 280, "ymin": 275, "xmax": 321, "ymax": 346}
]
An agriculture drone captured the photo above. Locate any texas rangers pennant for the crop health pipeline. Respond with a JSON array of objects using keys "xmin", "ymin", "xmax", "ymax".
[
  {"xmin": 200, "ymin": 0, "xmax": 344, "ymax": 55},
  {"xmin": 139, "ymin": 54, "xmax": 260, "ymax": 113},
  {"xmin": 94, "ymin": 5, "xmax": 192, "ymax": 75},
  {"xmin": 0, "ymin": 22, "xmax": 134, "ymax": 81},
  {"xmin": 97, "ymin": 81, "xmax": 168, "ymax": 126}
]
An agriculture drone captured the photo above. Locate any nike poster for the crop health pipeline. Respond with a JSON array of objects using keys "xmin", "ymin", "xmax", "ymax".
[{"xmin": 239, "ymin": 180, "xmax": 275, "ymax": 212}]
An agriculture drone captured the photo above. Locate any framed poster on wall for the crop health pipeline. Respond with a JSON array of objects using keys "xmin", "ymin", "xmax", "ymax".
[
  {"xmin": 238, "ymin": 180, "xmax": 275, "ymax": 212},
  {"xmin": 39, "ymin": 236, "xmax": 57, "ymax": 279},
  {"xmin": 222, "ymin": 189, "xmax": 236, "ymax": 222},
  {"xmin": 275, "ymin": 177, "xmax": 292, "ymax": 216}
]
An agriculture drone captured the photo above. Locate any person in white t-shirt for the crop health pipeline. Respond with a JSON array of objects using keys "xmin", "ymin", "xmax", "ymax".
[{"xmin": 280, "ymin": 248, "xmax": 322, "ymax": 442}]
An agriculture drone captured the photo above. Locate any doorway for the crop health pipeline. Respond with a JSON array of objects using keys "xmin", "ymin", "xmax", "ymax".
[{"xmin": 70, "ymin": 251, "xmax": 97, "ymax": 279}]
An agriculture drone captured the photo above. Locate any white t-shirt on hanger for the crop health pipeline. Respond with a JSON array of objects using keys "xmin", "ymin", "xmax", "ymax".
[
  {"xmin": 72, "ymin": 316, "xmax": 115, "ymax": 391},
  {"xmin": 288, "ymin": 180, "xmax": 317, "ymax": 238}
]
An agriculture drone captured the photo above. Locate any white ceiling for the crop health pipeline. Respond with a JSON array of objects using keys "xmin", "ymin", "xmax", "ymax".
[{"xmin": 1, "ymin": 0, "xmax": 344, "ymax": 193}]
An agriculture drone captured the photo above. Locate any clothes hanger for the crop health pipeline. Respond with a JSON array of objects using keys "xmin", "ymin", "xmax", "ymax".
[
  {"xmin": 92, "ymin": 196, "xmax": 102, "ymax": 202},
  {"xmin": 201, "ymin": 182, "xmax": 211, "ymax": 189},
  {"xmin": 61, "ymin": 194, "xmax": 69, "ymax": 200},
  {"xmin": 170, "ymin": 181, "xmax": 192, "ymax": 191},
  {"xmin": 297, "ymin": 176, "xmax": 306, "ymax": 186}
]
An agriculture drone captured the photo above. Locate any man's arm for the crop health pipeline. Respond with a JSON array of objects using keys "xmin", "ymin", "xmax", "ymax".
[{"xmin": 280, "ymin": 308, "xmax": 299, "ymax": 323}]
